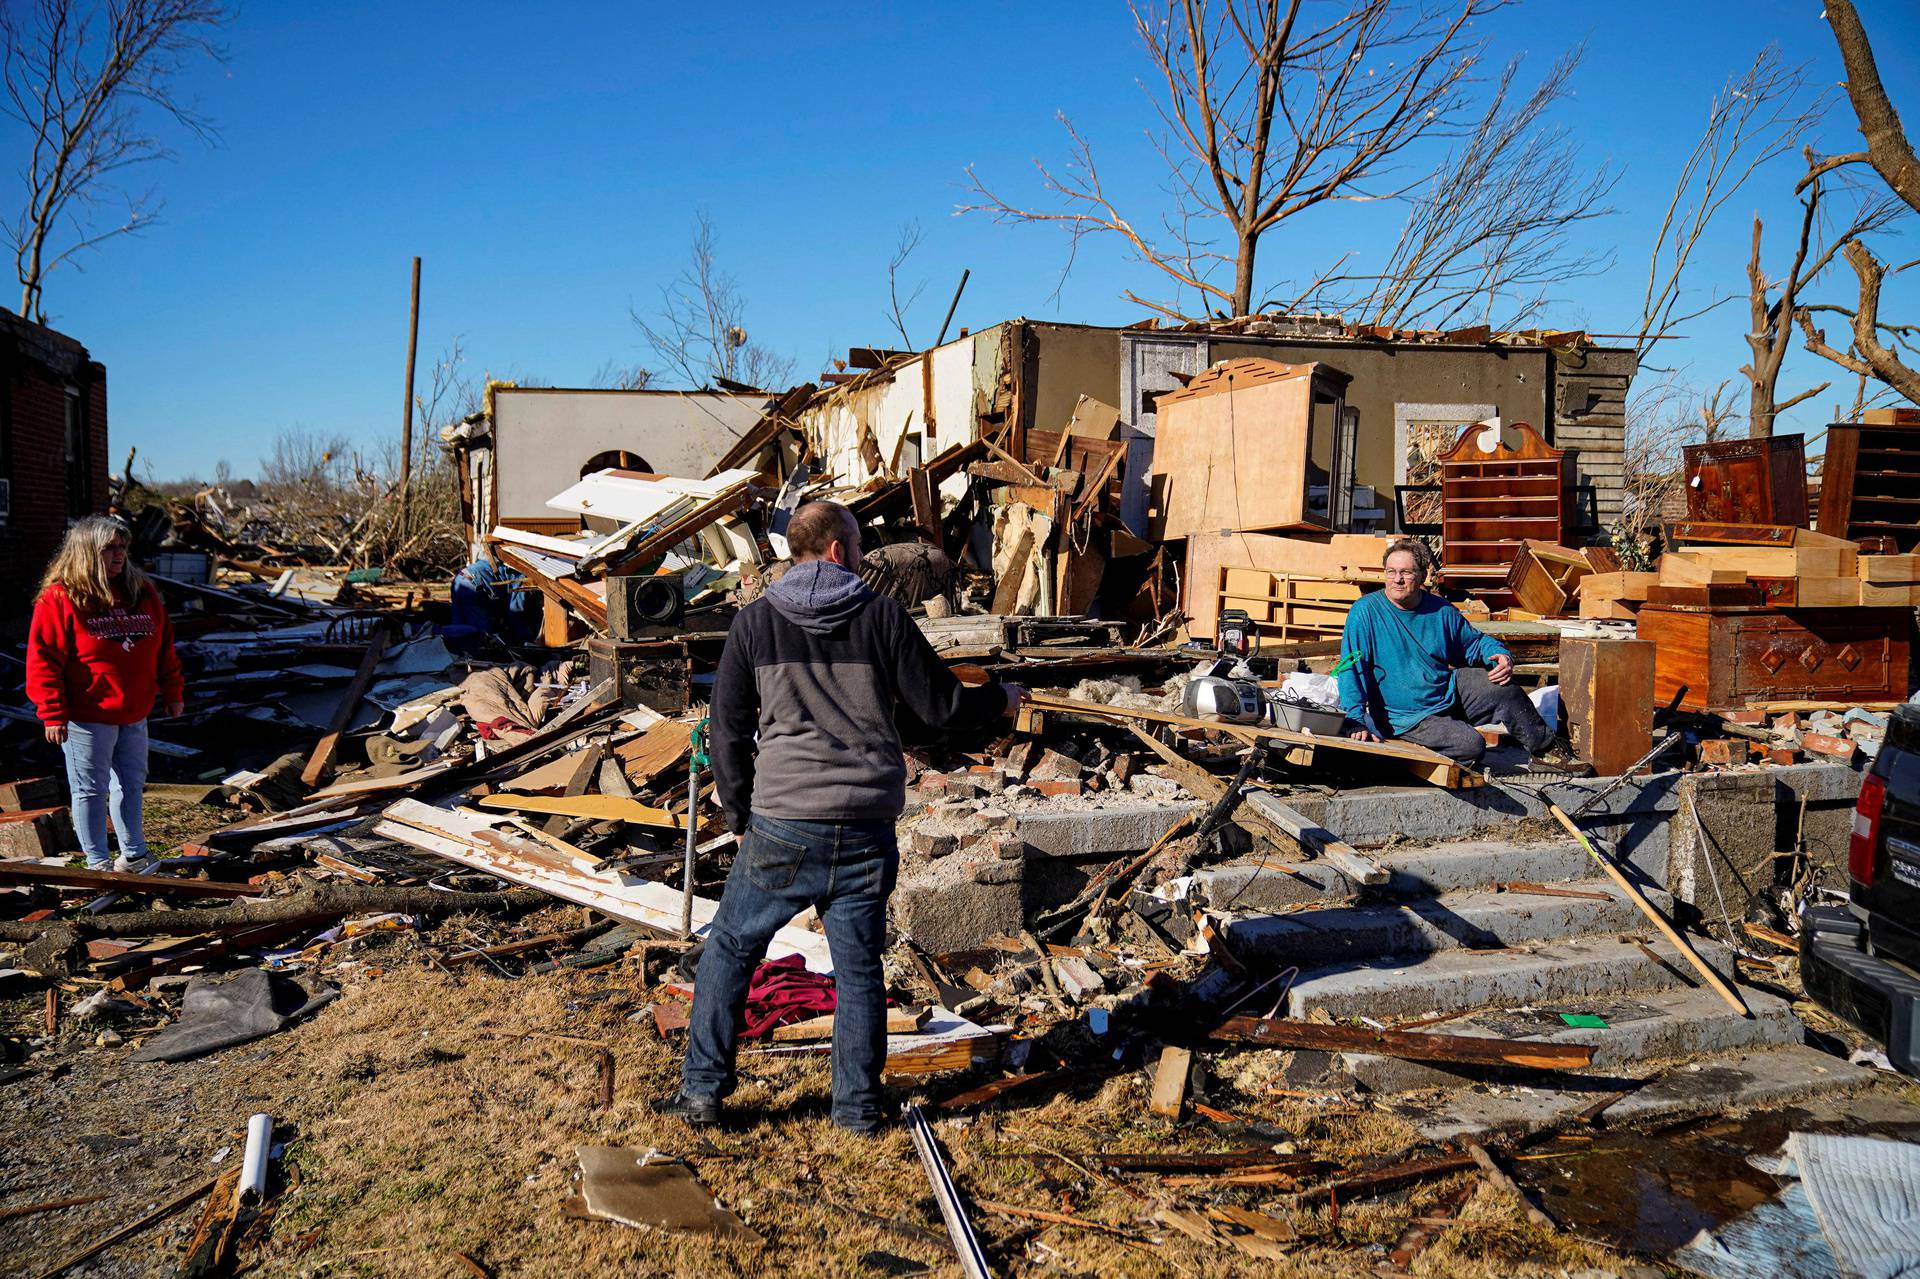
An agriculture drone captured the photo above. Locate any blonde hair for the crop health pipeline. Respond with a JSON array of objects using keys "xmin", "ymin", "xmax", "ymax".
[{"xmin": 39, "ymin": 515, "xmax": 150, "ymax": 614}]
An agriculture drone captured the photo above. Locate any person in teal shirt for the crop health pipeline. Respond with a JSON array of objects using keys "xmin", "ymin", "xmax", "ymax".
[{"xmin": 1337, "ymin": 539, "xmax": 1572, "ymax": 770}]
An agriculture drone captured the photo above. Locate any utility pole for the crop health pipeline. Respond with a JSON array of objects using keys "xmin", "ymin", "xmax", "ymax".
[{"xmin": 399, "ymin": 255, "xmax": 422, "ymax": 539}]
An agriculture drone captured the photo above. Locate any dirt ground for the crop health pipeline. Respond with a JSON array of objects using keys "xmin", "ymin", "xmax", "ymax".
[{"xmin": 0, "ymin": 798, "xmax": 1887, "ymax": 1278}]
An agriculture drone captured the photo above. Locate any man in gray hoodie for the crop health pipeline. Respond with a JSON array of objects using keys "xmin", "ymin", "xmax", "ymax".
[{"xmin": 655, "ymin": 500, "xmax": 1023, "ymax": 1133}]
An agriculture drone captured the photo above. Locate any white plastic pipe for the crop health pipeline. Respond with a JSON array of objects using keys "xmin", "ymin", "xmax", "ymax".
[{"xmin": 239, "ymin": 1113, "xmax": 273, "ymax": 1203}]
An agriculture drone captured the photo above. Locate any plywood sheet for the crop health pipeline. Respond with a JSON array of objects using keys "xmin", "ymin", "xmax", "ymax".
[{"xmin": 1151, "ymin": 360, "xmax": 1318, "ymax": 540}]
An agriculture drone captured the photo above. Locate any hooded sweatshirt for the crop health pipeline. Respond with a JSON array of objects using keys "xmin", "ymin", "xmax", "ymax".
[
  {"xmin": 709, "ymin": 559, "xmax": 1005, "ymax": 832},
  {"xmin": 27, "ymin": 582, "xmax": 185, "ymax": 728}
]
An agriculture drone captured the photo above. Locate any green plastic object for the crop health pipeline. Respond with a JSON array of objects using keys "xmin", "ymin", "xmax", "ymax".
[
  {"xmin": 1559, "ymin": 1012, "xmax": 1609, "ymax": 1029},
  {"xmin": 345, "ymin": 567, "xmax": 385, "ymax": 584},
  {"xmin": 690, "ymin": 717, "xmax": 710, "ymax": 769}
]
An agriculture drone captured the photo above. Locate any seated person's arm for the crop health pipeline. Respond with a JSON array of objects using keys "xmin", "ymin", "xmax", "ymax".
[
  {"xmin": 1336, "ymin": 625, "xmax": 1381, "ymax": 741},
  {"xmin": 1452, "ymin": 611, "xmax": 1515, "ymax": 684}
]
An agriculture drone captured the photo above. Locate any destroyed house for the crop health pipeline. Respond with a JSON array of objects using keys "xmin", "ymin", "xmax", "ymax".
[
  {"xmin": 783, "ymin": 317, "xmax": 1635, "ymax": 541},
  {"xmin": 446, "ymin": 385, "xmax": 773, "ymax": 557},
  {"xmin": 0, "ymin": 307, "xmax": 108, "ymax": 619}
]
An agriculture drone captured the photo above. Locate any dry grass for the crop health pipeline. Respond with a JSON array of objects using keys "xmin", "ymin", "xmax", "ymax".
[
  {"xmin": 199, "ymin": 956, "xmax": 1636, "ymax": 1278},
  {"xmin": 1, "ymin": 790, "xmax": 1657, "ymax": 1275}
]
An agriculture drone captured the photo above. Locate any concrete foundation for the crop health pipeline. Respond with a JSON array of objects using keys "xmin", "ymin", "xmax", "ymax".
[{"xmin": 1393, "ymin": 1044, "xmax": 1881, "ymax": 1143}]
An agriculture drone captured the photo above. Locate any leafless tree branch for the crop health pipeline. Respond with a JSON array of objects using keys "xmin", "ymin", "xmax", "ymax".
[
  {"xmin": 2, "ymin": 0, "xmax": 227, "ymax": 321},
  {"xmin": 1820, "ymin": 0, "xmax": 1919, "ymax": 216},
  {"xmin": 631, "ymin": 212, "xmax": 794, "ymax": 391},
  {"xmin": 961, "ymin": 0, "xmax": 1514, "ymax": 320},
  {"xmin": 1634, "ymin": 47, "xmax": 1823, "ymax": 363},
  {"xmin": 884, "ymin": 219, "xmax": 927, "ymax": 349},
  {"xmin": 1297, "ymin": 49, "xmax": 1615, "ymax": 330}
]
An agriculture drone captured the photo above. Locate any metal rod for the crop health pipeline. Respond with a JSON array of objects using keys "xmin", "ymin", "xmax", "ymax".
[
  {"xmin": 680, "ymin": 745, "xmax": 698, "ymax": 939},
  {"xmin": 1567, "ymin": 732, "xmax": 1681, "ymax": 818},
  {"xmin": 934, "ymin": 268, "xmax": 971, "ymax": 346},
  {"xmin": 905, "ymin": 1103, "xmax": 992, "ymax": 1279},
  {"xmin": 399, "ymin": 255, "xmax": 422, "ymax": 538}
]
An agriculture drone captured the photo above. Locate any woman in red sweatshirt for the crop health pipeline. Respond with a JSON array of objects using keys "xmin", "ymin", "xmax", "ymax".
[{"xmin": 26, "ymin": 515, "xmax": 184, "ymax": 872}]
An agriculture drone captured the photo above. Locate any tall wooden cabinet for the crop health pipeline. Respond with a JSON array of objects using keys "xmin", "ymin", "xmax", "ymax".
[
  {"xmin": 1819, "ymin": 414, "xmax": 1920, "ymax": 550},
  {"xmin": 1437, "ymin": 422, "xmax": 1573, "ymax": 605}
]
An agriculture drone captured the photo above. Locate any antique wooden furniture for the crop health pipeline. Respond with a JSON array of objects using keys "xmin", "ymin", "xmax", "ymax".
[
  {"xmin": 1436, "ymin": 422, "xmax": 1572, "ymax": 605},
  {"xmin": 1215, "ymin": 567, "xmax": 1362, "ymax": 643},
  {"xmin": 1818, "ymin": 411, "xmax": 1920, "ymax": 550},
  {"xmin": 1560, "ymin": 638, "xmax": 1655, "ymax": 775},
  {"xmin": 1683, "ymin": 435, "xmax": 1808, "ymax": 526},
  {"xmin": 1181, "ymin": 531, "xmax": 1385, "ymax": 640},
  {"xmin": 1506, "ymin": 540, "xmax": 1596, "ymax": 616},
  {"xmin": 1635, "ymin": 604, "xmax": 1911, "ymax": 711},
  {"xmin": 1150, "ymin": 359, "xmax": 1353, "ymax": 540}
]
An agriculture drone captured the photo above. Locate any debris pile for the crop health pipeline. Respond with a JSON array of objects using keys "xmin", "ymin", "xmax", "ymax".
[{"xmin": 4, "ymin": 364, "xmax": 1919, "ymax": 1277}]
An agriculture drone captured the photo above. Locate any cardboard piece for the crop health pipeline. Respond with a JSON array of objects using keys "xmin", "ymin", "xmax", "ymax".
[{"xmin": 575, "ymin": 1147, "xmax": 761, "ymax": 1242}]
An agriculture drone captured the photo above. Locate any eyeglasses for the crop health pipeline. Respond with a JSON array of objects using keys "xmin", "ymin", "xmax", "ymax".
[{"xmin": 1383, "ymin": 569, "xmax": 1422, "ymax": 581}]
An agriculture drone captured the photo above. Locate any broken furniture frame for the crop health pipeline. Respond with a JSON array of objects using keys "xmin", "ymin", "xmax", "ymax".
[{"xmin": 1017, "ymin": 692, "xmax": 1479, "ymax": 789}]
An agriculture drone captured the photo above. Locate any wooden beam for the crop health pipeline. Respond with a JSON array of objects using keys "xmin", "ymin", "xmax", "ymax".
[
  {"xmin": 0, "ymin": 861, "xmax": 254, "ymax": 899},
  {"xmin": 300, "ymin": 625, "xmax": 390, "ymax": 787},
  {"xmin": 1547, "ymin": 803, "xmax": 1750, "ymax": 1017},
  {"xmin": 1209, "ymin": 1015, "xmax": 1596, "ymax": 1070},
  {"xmin": 1241, "ymin": 791, "xmax": 1387, "ymax": 885},
  {"xmin": 475, "ymin": 794, "xmax": 685, "ymax": 827},
  {"xmin": 1025, "ymin": 692, "xmax": 1474, "ymax": 788}
]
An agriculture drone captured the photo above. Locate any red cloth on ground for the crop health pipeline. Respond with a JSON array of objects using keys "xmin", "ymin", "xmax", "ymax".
[
  {"xmin": 740, "ymin": 953, "xmax": 837, "ymax": 1039},
  {"xmin": 26, "ymin": 583, "xmax": 184, "ymax": 728}
]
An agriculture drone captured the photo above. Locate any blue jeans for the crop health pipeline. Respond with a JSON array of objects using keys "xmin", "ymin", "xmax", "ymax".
[
  {"xmin": 681, "ymin": 814, "xmax": 899, "ymax": 1130},
  {"xmin": 62, "ymin": 720, "xmax": 150, "ymax": 868}
]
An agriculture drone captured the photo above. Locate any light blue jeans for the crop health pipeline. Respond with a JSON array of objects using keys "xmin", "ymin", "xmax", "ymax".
[{"xmin": 62, "ymin": 720, "xmax": 150, "ymax": 868}]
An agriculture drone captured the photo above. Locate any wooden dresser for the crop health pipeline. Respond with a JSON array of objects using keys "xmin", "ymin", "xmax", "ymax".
[
  {"xmin": 1683, "ymin": 435, "xmax": 1807, "ymax": 526},
  {"xmin": 1636, "ymin": 603, "xmax": 1912, "ymax": 711}
]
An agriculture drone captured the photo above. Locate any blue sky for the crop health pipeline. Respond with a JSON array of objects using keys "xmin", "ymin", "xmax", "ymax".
[{"xmin": 17, "ymin": 0, "xmax": 1920, "ymax": 480}]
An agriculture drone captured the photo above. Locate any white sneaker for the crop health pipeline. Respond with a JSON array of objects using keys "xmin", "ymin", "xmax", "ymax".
[{"xmin": 112, "ymin": 853, "xmax": 159, "ymax": 875}]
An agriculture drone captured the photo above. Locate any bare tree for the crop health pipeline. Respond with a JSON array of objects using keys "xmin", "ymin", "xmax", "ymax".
[
  {"xmin": 1806, "ymin": 0, "xmax": 1918, "ymax": 213},
  {"xmin": 1616, "ymin": 377, "xmax": 1740, "ymax": 562},
  {"xmin": 589, "ymin": 359, "xmax": 653, "ymax": 390},
  {"xmin": 1304, "ymin": 50, "xmax": 1614, "ymax": 330},
  {"xmin": 884, "ymin": 219, "xmax": 927, "ymax": 349},
  {"xmin": 258, "ymin": 428, "xmax": 349, "ymax": 494},
  {"xmin": 1738, "ymin": 155, "xmax": 1902, "ymax": 438},
  {"xmin": 1634, "ymin": 49, "xmax": 1821, "ymax": 363},
  {"xmin": 632, "ymin": 212, "xmax": 794, "ymax": 390},
  {"xmin": 2, "ymin": 0, "xmax": 227, "ymax": 322},
  {"xmin": 1791, "ymin": 0, "xmax": 1920, "ymax": 406},
  {"xmin": 1799, "ymin": 241, "xmax": 1920, "ymax": 405},
  {"xmin": 962, "ymin": 0, "xmax": 1510, "ymax": 320}
]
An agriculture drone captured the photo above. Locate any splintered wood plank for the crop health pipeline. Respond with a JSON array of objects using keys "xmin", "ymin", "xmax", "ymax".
[
  {"xmin": 0, "ymin": 861, "xmax": 254, "ymax": 899},
  {"xmin": 1241, "ymin": 791, "xmax": 1387, "ymax": 885},
  {"xmin": 1209, "ymin": 1015, "xmax": 1595, "ymax": 1070},
  {"xmin": 612, "ymin": 720, "xmax": 696, "ymax": 788},
  {"xmin": 300, "ymin": 626, "xmax": 390, "ymax": 787},
  {"xmin": 376, "ymin": 801, "xmax": 831, "ymax": 971},
  {"xmin": 475, "ymin": 794, "xmax": 685, "ymax": 827},
  {"xmin": 1150, "ymin": 1046, "xmax": 1192, "ymax": 1117}
]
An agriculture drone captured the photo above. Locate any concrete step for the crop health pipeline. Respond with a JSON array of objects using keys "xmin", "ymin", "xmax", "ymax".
[
  {"xmin": 1197, "ymin": 839, "xmax": 1596, "ymax": 911},
  {"xmin": 1218, "ymin": 877, "xmax": 1667, "ymax": 965},
  {"xmin": 1390, "ymin": 1044, "xmax": 1881, "ymax": 1144},
  {"xmin": 1340, "ymin": 983, "xmax": 1803, "ymax": 1092},
  {"xmin": 1284, "ymin": 934, "xmax": 1740, "ymax": 1021}
]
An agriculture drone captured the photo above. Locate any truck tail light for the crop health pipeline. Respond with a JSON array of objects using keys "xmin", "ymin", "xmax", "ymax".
[{"xmin": 1851, "ymin": 772, "xmax": 1887, "ymax": 886}]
